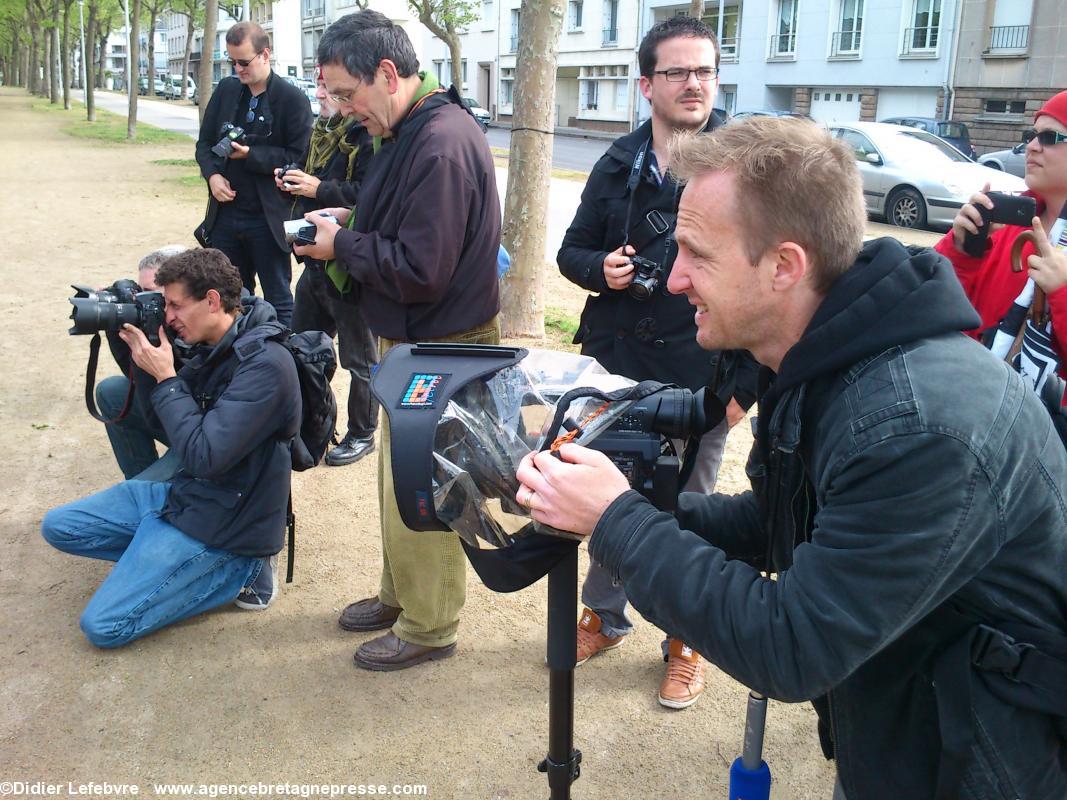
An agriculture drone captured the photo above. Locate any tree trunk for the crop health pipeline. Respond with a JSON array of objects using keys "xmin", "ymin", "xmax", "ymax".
[
  {"xmin": 28, "ymin": 23, "xmax": 39, "ymax": 94},
  {"xmin": 42, "ymin": 25, "xmax": 52, "ymax": 97},
  {"xmin": 198, "ymin": 0, "xmax": 217, "ymax": 123},
  {"xmin": 446, "ymin": 34, "xmax": 462, "ymax": 92},
  {"xmin": 96, "ymin": 28, "xmax": 108, "ymax": 89},
  {"xmin": 146, "ymin": 6, "xmax": 157, "ymax": 99},
  {"xmin": 127, "ymin": 0, "xmax": 139, "ymax": 138},
  {"xmin": 85, "ymin": 4, "xmax": 97, "ymax": 120},
  {"xmin": 182, "ymin": 13, "xmax": 194, "ymax": 99},
  {"xmin": 61, "ymin": 0, "xmax": 72, "ymax": 108},
  {"xmin": 688, "ymin": 0, "xmax": 702, "ymax": 18},
  {"xmin": 50, "ymin": 4, "xmax": 60, "ymax": 102},
  {"xmin": 499, "ymin": 0, "xmax": 564, "ymax": 338}
]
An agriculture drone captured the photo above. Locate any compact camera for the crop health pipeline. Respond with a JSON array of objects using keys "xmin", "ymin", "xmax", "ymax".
[
  {"xmin": 283, "ymin": 213, "xmax": 338, "ymax": 246},
  {"xmin": 68, "ymin": 281, "xmax": 167, "ymax": 346},
  {"xmin": 963, "ymin": 192, "xmax": 1038, "ymax": 257},
  {"xmin": 628, "ymin": 255, "xmax": 663, "ymax": 301},
  {"xmin": 211, "ymin": 123, "xmax": 247, "ymax": 158},
  {"xmin": 278, "ymin": 162, "xmax": 303, "ymax": 190}
]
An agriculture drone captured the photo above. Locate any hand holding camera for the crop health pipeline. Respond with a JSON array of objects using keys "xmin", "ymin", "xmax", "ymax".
[
  {"xmin": 275, "ymin": 163, "xmax": 321, "ymax": 198},
  {"xmin": 210, "ymin": 123, "xmax": 247, "ymax": 158},
  {"xmin": 603, "ymin": 244, "xmax": 637, "ymax": 290},
  {"xmin": 289, "ymin": 211, "xmax": 342, "ymax": 261},
  {"xmin": 954, "ymin": 184, "xmax": 1038, "ymax": 257},
  {"xmin": 118, "ymin": 323, "xmax": 176, "ymax": 383}
]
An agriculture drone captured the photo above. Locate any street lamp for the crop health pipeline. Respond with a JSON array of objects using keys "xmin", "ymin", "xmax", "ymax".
[{"xmin": 78, "ymin": 0, "xmax": 87, "ymax": 92}]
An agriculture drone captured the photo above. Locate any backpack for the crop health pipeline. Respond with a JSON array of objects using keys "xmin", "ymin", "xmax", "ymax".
[
  {"xmin": 271, "ymin": 328, "xmax": 339, "ymax": 583},
  {"xmin": 272, "ymin": 329, "xmax": 339, "ymax": 471}
]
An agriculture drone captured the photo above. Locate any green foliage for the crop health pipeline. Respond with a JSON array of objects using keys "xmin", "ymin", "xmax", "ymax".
[
  {"xmin": 151, "ymin": 158, "xmax": 198, "ymax": 166},
  {"xmin": 409, "ymin": 0, "xmax": 479, "ymax": 39},
  {"xmin": 543, "ymin": 307, "xmax": 580, "ymax": 350},
  {"xmin": 33, "ymin": 99, "xmax": 190, "ymax": 144}
]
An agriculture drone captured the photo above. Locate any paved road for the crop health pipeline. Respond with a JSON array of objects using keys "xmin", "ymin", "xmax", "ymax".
[{"xmin": 486, "ymin": 127, "xmax": 607, "ymax": 173}]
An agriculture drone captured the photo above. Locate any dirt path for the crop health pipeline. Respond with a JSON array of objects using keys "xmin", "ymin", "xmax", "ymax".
[{"xmin": 0, "ymin": 87, "xmax": 835, "ymax": 799}]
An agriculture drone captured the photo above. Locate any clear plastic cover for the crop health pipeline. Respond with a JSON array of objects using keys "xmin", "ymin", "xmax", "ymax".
[{"xmin": 431, "ymin": 349, "xmax": 638, "ymax": 549}]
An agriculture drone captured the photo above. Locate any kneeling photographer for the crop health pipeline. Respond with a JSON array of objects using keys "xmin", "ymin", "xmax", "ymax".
[
  {"xmin": 45, "ymin": 249, "xmax": 301, "ymax": 647},
  {"xmin": 519, "ymin": 118, "xmax": 1067, "ymax": 799},
  {"xmin": 89, "ymin": 245, "xmax": 187, "ymax": 481}
]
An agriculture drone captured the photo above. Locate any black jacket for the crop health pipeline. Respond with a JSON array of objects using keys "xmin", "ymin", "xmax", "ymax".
[
  {"xmin": 195, "ymin": 73, "xmax": 312, "ymax": 252},
  {"xmin": 332, "ymin": 87, "xmax": 500, "ymax": 341},
  {"xmin": 558, "ymin": 117, "xmax": 756, "ymax": 404},
  {"xmin": 590, "ymin": 239, "xmax": 1067, "ymax": 799},
  {"xmin": 150, "ymin": 297, "xmax": 301, "ymax": 557}
]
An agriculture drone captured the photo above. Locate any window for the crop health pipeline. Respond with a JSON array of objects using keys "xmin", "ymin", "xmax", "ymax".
[
  {"xmin": 984, "ymin": 99, "xmax": 1027, "ymax": 115},
  {"xmin": 509, "ymin": 10, "xmax": 520, "ymax": 52},
  {"xmin": 987, "ymin": 0, "xmax": 1030, "ymax": 51},
  {"xmin": 602, "ymin": 0, "xmax": 619, "ymax": 45},
  {"xmin": 833, "ymin": 0, "xmax": 863, "ymax": 55},
  {"xmin": 837, "ymin": 128, "xmax": 877, "ymax": 161},
  {"xmin": 771, "ymin": 0, "xmax": 798, "ymax": 57},
  {"xmin": 701, "ymin": 2, "xmax": 741, "ymax": 60},
  {"xmin": 580, "ymin": 79, "xmax": 599, "ymax": 110},
  {"xmin": 615, "ymin": 78, "xmax": 627, "ymax": 110},
  {"xmin": 482, "ymin": 0, "xmax": 494, "ymax": 29},
  {"xmin": 568, "ymin": 0, "xmax": 583, "ymax": 30},
  {"xmin": 501, "ymin": 67, "xmax": 514, "ymax": 106},
  {"xmin": 904, "ymin": 0, "xmax": 941, "ymax": 53}
]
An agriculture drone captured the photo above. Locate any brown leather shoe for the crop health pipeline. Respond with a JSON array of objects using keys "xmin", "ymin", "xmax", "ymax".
[
  {"xmin": 576, "ymin": 608, "xmax": 626, "ymax": 666},
  {"xmin": 658, "ymin": 638, "xmax": 706, "ymax": 709},
  {"xmin": 353, "ymin": 632, "xmax": 457, "ymax": 672},
  {"xmin": 338, "ymin": 596, "xmax": 401, "ymax": 632}
]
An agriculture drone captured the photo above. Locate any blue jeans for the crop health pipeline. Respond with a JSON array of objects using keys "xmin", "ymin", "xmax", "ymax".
[
  {"xmin": 209, "ymin": 205, "xmax": 294, "ymax": 326},
  {"xmin": 41, "ymin": 481, "xmax": 259, "ymax": 648},
  {"xmin": 96, "ymin": 375, "xmax": 178, "ymax": 481}
]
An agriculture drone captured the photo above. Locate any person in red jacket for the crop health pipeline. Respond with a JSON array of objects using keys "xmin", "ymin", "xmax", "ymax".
[{"xmin": 937, "ymin": 90, "xmax": 1067, "ymax": 398}]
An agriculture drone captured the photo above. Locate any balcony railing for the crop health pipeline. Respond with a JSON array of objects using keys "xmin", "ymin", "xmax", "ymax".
[
  {"xmin": 987, "ymin": 24, "xmax": 1029, "ymax": 51},
  {"xmin": 302, "ymin": 1, "xmax": 325, "ymax": 18},
  {"xmin": 831, "ymin": 28, "xmax": 862, "ymax": 57},
  {"xmin": 719, "ymin": 35, "xmax": 738, "ymax": 62},
  {"xmin": 902, "ymin": 25, "xmax": 938, "ymax": 54},
  {"xmin": 768, "ymin": 32, "xmax": 796, "ymax": 59},
  {"xmin": 602, "ymin": 27, "xmax": 618, "ymax": 45},
  {"xmin": 508, "ymin": 34, "xmax": 518, "ymax": 52}
]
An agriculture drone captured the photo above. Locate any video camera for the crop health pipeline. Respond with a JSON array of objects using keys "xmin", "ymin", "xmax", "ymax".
[
  {"xmin": 211, "ymin": 123, "xmax": 247, "ymax": 158},
  {"xmin": 68, "ymin": 280, "xmax": 166, "ymax": 346}
]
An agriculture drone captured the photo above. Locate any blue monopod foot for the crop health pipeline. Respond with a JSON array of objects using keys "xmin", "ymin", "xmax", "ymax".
[{"xmin": 728, "ymin": 756, "xmax": 771, "ymax": 800}]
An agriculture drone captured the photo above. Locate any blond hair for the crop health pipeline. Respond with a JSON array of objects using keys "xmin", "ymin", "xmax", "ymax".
[{"xmin": 669, "ymin": 116, "xmax": 866, "ymax": 293}]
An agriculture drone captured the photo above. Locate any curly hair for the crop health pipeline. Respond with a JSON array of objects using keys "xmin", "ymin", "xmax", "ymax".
[{"xmin": 154, "ymin": 248, "xmax": 243, "ymax": 312}]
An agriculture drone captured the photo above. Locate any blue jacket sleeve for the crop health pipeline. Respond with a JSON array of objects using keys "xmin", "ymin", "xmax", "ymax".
[
  {"xmin": 589, "ymin": 432, "xmax": 1003, "ymax": 702},
  {"xmin": 149, "ymin": 346, "xmax": 298, "ymax": 479}
]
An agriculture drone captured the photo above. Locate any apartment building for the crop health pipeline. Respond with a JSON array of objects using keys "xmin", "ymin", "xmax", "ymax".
[
  {"xmin": 950, "ymin": 0, "xmax": 1067, "ymax": 153},
  {"xmin": 299, "ymin": 0, "xmax": 425, "ymax": 79}
]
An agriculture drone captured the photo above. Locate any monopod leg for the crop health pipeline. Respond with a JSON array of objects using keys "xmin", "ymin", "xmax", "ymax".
[
  {"xmin": 728, "ymin": 691, "xmax": 772, "ymax": 800},
  {"xmin": 538, "ymin": 545, "xmax": 582, "ymax": 800}
]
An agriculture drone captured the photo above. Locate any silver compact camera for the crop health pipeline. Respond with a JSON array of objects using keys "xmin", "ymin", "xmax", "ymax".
[{"xmin": 283, "ymin": 213, "xmax": 338, "ymax": 246}]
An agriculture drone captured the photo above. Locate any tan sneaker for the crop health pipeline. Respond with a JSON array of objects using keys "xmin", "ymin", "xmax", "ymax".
[
  {"xmin": 658, "ymin": 638, "xmax": 706, "ymax": 709},
  {"xmin": 575, "ymin": 608, "xmax": 626, "ymax": 666}
]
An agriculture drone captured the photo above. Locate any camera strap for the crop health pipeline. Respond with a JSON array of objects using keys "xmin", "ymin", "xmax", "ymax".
[
  {"xmin": 83, "ymin": 333, "xmax": 135, "ymax": 424},
  {"xmin": 621, "ymin": 138, "xmax": 678, "ymax": 278}
]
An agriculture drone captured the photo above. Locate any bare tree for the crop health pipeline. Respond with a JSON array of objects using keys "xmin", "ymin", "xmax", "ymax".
[
  {"xmin": 499, "ymin": 0, "xmax": 563, "ymax": 338},
  {"xmin": 408, "ymin": 0, "xmax": 477, "ymax": 93},
  {"xmin": 141, "ymin": 0, "xmax": 166, "ymax": 95},
  {"xmin": 196, "ymin": 0, "xmax": 215, "ymax": 121},
  {"xmin": 170, "ymin": 0, "xmax": 201, "ymax": 99}
]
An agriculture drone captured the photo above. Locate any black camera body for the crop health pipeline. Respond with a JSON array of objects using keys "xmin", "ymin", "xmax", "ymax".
[
  {"xmin": 628, "ymin": 255, "xmax": 664, "ymax": 301},
  {"xmin": 211, "ymin": 123, "xmax": 247, "ymax": 158},
  {"xmin": 69, "ymin": 282, "xmax": 167, "ymax": 346},
  {"xmin": 278, "ymin": 162, "xmax": 302, "ymax": 189},
  {"xmin": 963, "ymin": 192, "xmax": 1038, "ymax": 257}
]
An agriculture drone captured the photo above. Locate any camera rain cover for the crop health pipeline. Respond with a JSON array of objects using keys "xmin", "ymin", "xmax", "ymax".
[{"xmin": 372, "ymin": 345, "xmax": 641, "ymax": 551}]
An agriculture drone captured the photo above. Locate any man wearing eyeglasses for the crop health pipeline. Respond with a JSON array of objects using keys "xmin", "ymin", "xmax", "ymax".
[
  {"xmin": 557, "ymin": 16, "xmax": 756, "ymax": 710},
  {"xmin": 939, "ymin": 90, "xmax": 1067, "ymax": 409},
  {"xmin": 195, "ymin": 21, "xmax": 312, "ymax": 327}
]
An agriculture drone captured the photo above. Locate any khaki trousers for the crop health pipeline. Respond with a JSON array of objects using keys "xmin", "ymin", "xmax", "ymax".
[{"xmin": 377, "ymin": 317, "xmax": 501, "ymax": 647}]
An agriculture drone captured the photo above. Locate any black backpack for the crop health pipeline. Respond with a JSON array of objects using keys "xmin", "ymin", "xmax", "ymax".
[
  {"xmin": 271, "ymin": 329, "xmax": 339, "ymax": 582},
  {"xmin": 271, "ymin": 329, "xmax": 339, "ymax": 471}
]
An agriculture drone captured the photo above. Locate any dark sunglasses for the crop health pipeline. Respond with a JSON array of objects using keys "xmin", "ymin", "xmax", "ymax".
[
  {"xmin": 228, "ymin": 51, "xmax": 264, "ymax": 68},
  {"xmin": 246, "ymin": 95, "xmax": 259, "ymax": 123},
  {"xmin": 1022, "ymin": 129, "xmax": 1067, "ymax": 147}
]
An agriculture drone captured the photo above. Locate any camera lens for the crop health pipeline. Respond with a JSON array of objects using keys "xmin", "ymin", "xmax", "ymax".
[{"xmin": 68, "ymin": 299, "xmax": 141, "ymax": 336}]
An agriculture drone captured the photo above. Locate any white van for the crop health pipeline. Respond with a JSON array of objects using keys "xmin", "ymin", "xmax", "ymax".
[{"xmin": 163, "ymin": 74, "xmax": 196, "ymax": 101}]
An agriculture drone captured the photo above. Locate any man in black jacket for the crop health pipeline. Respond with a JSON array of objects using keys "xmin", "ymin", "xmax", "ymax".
[
  {"xmin": 557, "ymin": 16, "xmax": 752, "ymax": 709},
  {"xmin": 295, "ymin": 10, "xmax": 500, "ymax": 671},
  {"xmin": 276, "ymin": 69, "xmax": 378, "ymax": 467},
  {"xmin": 194, "ymin": 21, "xmax": 312, "ymax": 327},
  {"xmin": 517, "ymin": 117, "xmax": 1067, "ymax": 799},
  {"xmin": 42, "ymin": 249, "xmax": 301, "ymax": 648}
]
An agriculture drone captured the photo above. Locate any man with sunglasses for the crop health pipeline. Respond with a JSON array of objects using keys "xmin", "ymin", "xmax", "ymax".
[
  {"xmin": 195, "ymin": 21, "xmax": 312, "ymax": 327},
  {"xmin": 557, "ymin": 16, "xmax": 757, "ymax": 710},
  {"xmin": 939, "ymin": 90, "xmax": 1067, "ymax": 401}
]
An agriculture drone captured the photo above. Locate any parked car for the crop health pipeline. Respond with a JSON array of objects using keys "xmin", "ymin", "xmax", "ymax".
[
  {"xmin": 829, "ymin": 121, "xmax": 1026, "ymax": 229},
  {"xmin": 461, "ymin": 97, "xmax": 490, "ymax": 130},
  {"xmin": 879, "ymin": 116, "xmax": 977, "ymax": 159},
  {"xmin": 732, "ymin": 109, "xmax": 813, "ymax": 122},
  {"xmin": 978, "ymin": 142, "xmax": 1027, "ymax": 177},
  {"xmin": 193, "ymin": 80, "xmax": 220, "ymax": 107},
  {"xmin": 137, "ymin": 76, "xmax": 165, "ymax": 96},
  {"xmin": 284, "ymin": 76, "xmax": 320, "ymax": 117},
  {"xmin": 163, "ymin": 74, "xmax": 196, "ymax": 101}
]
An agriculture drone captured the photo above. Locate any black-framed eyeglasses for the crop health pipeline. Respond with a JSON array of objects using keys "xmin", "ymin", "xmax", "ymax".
[
  {"xmin": 653, "ymin": 67, "xmax": 717, "ymax": 82},
  {"xmin": 229, "ymin": 50, "xmax": 264, "ymax": 68},
  {"xmin": 1023, "ymin": 129, "xmax": 1067, "ymax": 147},
  {"xmin": 246, "ymin": 95, "xmax": 260, "ymax": 123}
]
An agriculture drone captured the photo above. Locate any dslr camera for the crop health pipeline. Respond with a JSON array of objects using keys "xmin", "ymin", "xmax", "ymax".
[
  {"xmin": 963, "ymin": 191, "xmax": 1038, "ymax": 257},
  {"xmin": 628, "ymin": 255, "xmax": 663, "ymax": 301},
  {"xmin": 283, "ymin": 212, "xmax": 338, "ymax": 246},
  {"xmin": 68, "ymin": 280, "xmax": 166, "ymax": 346},
  {"xmin": 278, "ymin": 162, "xmax": 302, "ymax": 190},
  {"xmin": 211, "ymin": 123, "xmax": 247, "ymax": 158}
]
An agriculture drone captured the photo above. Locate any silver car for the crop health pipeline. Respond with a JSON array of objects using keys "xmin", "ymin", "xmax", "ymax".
[
  {"xmin": 829, "ymin": 122, "xmax": 1026, "ymax": 229},
  {"xmin": 978, "ymin": 142, "xmax": 1027, "ymax": 178}
]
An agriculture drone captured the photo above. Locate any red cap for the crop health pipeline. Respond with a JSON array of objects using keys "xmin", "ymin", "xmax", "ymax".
[{"xmin": 1035, "ymin": 90, "xmax": 1067, "ymax": 128}]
